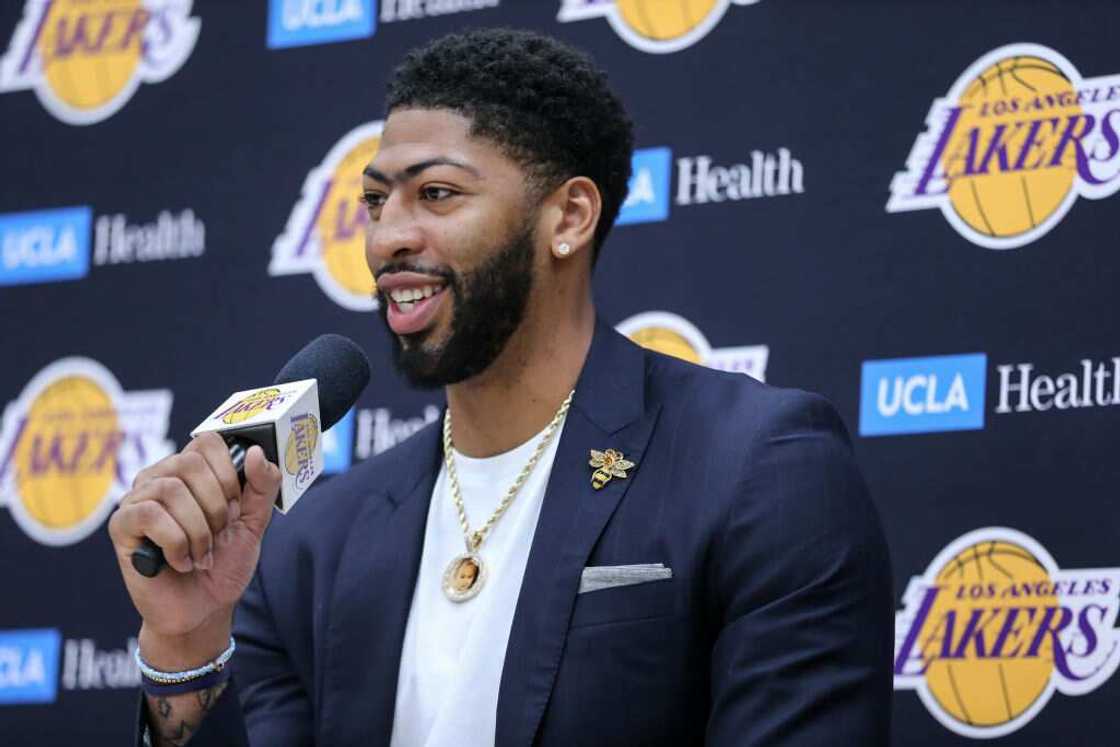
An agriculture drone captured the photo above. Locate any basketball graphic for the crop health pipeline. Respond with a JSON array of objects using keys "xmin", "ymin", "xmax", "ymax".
[
  {"xmin": 922, "ymin": 540, "xmax": 1054, "ymax": 727},
  {"xmin": 0, "ymin": 358, "xmax": 173, "ymax": 545},
  {"xmin": 270, "ymin": 121, "xmax": 384, "ymax": 311},
  {"xmin": 318, "ymin": 138, "xmax": 379, "ymax": 301},
  {"xmin": 284, "ymin": 413, "xmax": 319, "ymax": 479},
  {"xmin": 943, "ymin": 56, "xmax": 1080, "ymax": 242},
  {"xmin": 0, "ymin": 0, "xmax": 201, "ymax": 125},
  {"xmin": 627, "ymin": 326, "xmax": 702, "ymax": 363},
  {"xmin": 887, "ymin": 44, "xmax": 1120, "ymax": 250},
  {"xmin": 616, "ymin": 311, "xmax": 769, "ymax": 381},
  {"xmin": 221, "ymin": 388, "xmax": 284, "ymax": 426},
  {"xmin": 615, "ymin": 0, "xmax": 720, "ymax": 41},
  {"xmin": 38, "ymin": 0, "xmax": 143, "ymax": 112},
  {"xmin": 894, "ymin": 527, "xmax": 1120, "ymax": 738},
  {"xmin": 15, "ymin": 375, "xmax": 119, "ymax": 530},
  {"xmin": 557, "ymin": 0, "xmax": 760, "ymax": 54}
]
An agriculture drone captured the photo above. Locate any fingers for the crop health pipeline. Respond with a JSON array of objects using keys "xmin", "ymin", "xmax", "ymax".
[
  {"xmin": 153, "ymin": 476, "xmax": 214, "ymax": 569},
  {"xmin": 118, "ymin": 460, "xmax": 218, "ymax": 571},
  {"xmin": 114, "ymin": 438, "xmax": 279, "ymax": 567},
  {"xmin": 133, "ymin": 433, "xmax": 237, "ymax": 539},
  {"xmin": 110, "ymin": 496, "xmax": 196, "ymax": 574},
  {"xmin": 186, "ymin": 433, "xmax": 241, "ymax": 503},
  {"xmin": 241, "ymin": 446, "xmax": 281, "ymax": 530}
]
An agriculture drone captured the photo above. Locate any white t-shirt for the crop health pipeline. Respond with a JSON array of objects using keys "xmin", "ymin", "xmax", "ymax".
[{"xmin": 389, "ymin": 418, "xmax": 566, "ymax": 747}]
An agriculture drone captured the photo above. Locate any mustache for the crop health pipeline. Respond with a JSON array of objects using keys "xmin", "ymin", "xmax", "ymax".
[{"xmin": 374, "ymin": 263, "xmax": 456, "ymax": 284}]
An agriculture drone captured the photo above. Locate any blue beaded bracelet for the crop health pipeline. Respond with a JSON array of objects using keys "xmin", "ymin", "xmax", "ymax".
[{"xmin": 135, "ymin": 636, "xmax": 236, "ymax": 696}]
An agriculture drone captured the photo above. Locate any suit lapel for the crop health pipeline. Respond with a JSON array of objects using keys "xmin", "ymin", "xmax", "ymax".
[
  {"xmin": 320, "ymin": 423, "xmax": 442, "ymax": 747},
  {"xmin": 495, "ymin": 322, "xmax": 659, "ymax": 747}
]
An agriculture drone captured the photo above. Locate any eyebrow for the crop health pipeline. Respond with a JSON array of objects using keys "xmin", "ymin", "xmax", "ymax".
[{"xmin": 362, "ymin": 157, "xmax": 481, "ymax": 185}]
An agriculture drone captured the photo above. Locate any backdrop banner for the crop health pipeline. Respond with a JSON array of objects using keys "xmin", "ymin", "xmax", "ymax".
[{"xmin": 1, "ymin": 1, "xmax": 1117, "ymax": 744}]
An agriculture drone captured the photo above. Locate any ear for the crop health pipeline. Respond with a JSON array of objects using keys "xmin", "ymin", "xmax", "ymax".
[{"xmin": 541, "ymin": 176, "xmax": 601, "ymax": 260}]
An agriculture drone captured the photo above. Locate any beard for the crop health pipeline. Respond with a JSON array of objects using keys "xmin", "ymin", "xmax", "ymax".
[{"xmin": 376, "ymin": 219, "xmax": 536, "ymax": 389}]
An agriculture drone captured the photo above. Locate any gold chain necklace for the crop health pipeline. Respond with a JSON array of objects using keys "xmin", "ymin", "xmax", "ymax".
[{"xmin": 440, "ymin": 390, "xmax": 574, "ymax": 602}]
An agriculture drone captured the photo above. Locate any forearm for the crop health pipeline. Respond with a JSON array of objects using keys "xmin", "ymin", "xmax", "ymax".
[
  {"xmin": 139, "ymin": 616, "xmax": 234, "ymax": 747},
  {"xmin": 146, "ymin": 683, "xmax": 229, "ymax": 747}
]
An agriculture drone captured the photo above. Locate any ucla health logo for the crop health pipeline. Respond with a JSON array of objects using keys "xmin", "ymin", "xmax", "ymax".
[
  {"xmin": 617, "ymin": 145, "xmax": 804, "ymax": 226},
  {"xmin": 895, "ymin": 528, "xmax": 1120, "ymax": 738},
  {"xmin": 270, "ymin": 121, "xmax": 382, "ymax": 311},
  {"xmin": 0, "ymin": 205, "xmax": 205, "ymax": 286},
  {"xmin": 558, "ymin": 0, "xmax": 761, "ymax": 54},
  {"xmin": 0, "ymin": 358, "xmax": 173, "ymax": 545},
  {"xmin": 888, "ymin": 44, "xmax": 1120, "ymax": 249},
  {"xmin": 267, "ymin": 0, "xmax": 374, "ymax": 49},
  {"xmin": 0, "ymin": 206, "xmax": 91, "ymax": 286},
  {"xmin": 0, "ymin": 0, "xmax": 200, "ymax": 125},
  {"xmin": 0, "ymin": 629, "xmax": 61, "ymax": 704},
  {"xmin": 616, "ymin": 311, "xmax": 768, "ymax": 381},
  {"xmin": 860, "ymin": 353, "xmax": 987, "ymax": 436}
]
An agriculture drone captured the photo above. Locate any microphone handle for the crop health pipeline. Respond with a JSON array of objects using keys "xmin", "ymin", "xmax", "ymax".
[{"xmin": 130, "ymin": 438, "xmax": 249, "ymax": 578}]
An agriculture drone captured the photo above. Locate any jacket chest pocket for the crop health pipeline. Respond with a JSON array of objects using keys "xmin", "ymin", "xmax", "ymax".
[{"xmin": 568, "ymin": 572, "xmax": 676, "ymax": 629}]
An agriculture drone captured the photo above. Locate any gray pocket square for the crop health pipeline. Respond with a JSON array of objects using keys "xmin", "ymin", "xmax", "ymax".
[{"xmin": 578, "ymin": 563, "xmax": 673, "ymax": 594}]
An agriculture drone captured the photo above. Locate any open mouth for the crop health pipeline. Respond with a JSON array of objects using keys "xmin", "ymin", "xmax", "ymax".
[
  {"xmin": 387, "ymin": 283, "xmax": 444, "ymax": 312},
  {"xmin": 379, "ymin": 273, "xmax": 450, "ymax": 336}
]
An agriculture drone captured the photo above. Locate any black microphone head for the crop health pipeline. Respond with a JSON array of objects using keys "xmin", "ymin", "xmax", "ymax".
[{"xmin": 273, "ymin": 334, "xmax": 370, "ymax": 431}]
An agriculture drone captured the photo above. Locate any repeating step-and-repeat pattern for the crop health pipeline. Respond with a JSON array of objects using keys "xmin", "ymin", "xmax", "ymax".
[{"xmin": 1, "ymin": 1, "xmax": 1117, "ymax": 744}]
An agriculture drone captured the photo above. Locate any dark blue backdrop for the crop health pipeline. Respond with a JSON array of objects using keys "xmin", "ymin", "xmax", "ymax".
[{"xmin": 1, "ymin": 1, "xmax": 1118, "ymax": 743}]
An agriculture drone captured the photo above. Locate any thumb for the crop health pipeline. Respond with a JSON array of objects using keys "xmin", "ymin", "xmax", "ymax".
[{"xmin": 241, "ymin": 445, "xmax": 281, "ymax": 531}]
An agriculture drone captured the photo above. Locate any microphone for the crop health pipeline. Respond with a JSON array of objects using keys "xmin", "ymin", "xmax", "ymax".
[{"xmin": 130, "ymin": 334, "xmax": 371, "ymax": 578}]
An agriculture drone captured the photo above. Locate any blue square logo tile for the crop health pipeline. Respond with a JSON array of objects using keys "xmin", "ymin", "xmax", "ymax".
[
  {"xmin": 616, "ymin": 147, "xmax": 671, "ymax": 226},
  {"xmin": 859, "ymin": 353, "xmax": 987, "ymax": 437},
  {"xmin": 268, "ymin": 0, "xmax": 376, "ymax": 49},
  {"xmin": 322, "ymin": 407, "xmax": 355, "ymax": 474},
  {"xmin": 0, "ymin": 629, "xmax": 61, "ymax": 704},
  {"xmin": 0, "ymin": 207, "xmax": 91, "ymax": 287}
]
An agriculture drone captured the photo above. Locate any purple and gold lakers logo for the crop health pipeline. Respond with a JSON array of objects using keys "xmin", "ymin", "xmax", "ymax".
[
  {"xmin": 269, "ymin": 121, "xmax": 382, "ymax": 311},
  {"xmin": 888, "ymin": 44, "xmax": 1120, "ymax": 249},
  {"xmin": 558, "ymin": 0, "xmax": 761, "ymax": 54},
  {"xmin": 0, "ymin": 358, "xmax": 173, "ymax": 545},
  {"xmin": 0, "ymin": 0, "xmax": 200, "ymax": 126},
  {"xmin": 284, "ymin": 412, "xmax": 319, "ymax": 488},
  {"xmin": 213, "ymin": 387, "xmax": 288, "ymax": 426},
  {"xmin": 616, "ymin": 311, "xmax": 768, "ymax": 381},
  {"xmin": 894, "ymin": 527, "xmax": 1120, "ymax": 738}
]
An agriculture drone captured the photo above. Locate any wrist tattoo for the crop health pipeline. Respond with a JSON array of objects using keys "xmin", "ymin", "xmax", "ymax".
[{"xmin": 149, "ymin": 681, "xmax": 228, "ymax": 747}]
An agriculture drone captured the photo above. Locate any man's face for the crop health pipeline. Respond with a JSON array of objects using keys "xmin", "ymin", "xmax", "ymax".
[{"xmin": 362, "ymin": 108, "xmax": 541, "ymax": 388}]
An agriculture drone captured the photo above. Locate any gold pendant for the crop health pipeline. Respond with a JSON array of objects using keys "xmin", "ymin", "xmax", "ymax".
[
  {"xmin": 588, "ymin": 449, "xmax": 635, "ymax": 490},
  {"xmin": 442, "ymin": 552, "xmax": 487, "ymax": 602}
]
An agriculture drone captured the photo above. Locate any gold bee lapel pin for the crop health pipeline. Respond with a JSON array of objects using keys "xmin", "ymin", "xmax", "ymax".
[{"xmin": 589, "ymin": 448, "xmax": 635, "ymax": 490}]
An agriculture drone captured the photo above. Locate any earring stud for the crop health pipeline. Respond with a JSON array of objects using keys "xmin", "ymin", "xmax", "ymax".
[{"xmin": 556, "ymin": 242, "xmax": 571, "ymax": 257}]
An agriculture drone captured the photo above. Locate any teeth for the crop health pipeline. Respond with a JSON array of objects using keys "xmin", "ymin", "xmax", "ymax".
[
  {"xmin": 398, "ymin": 301, "xmax": 415, "ymax": 312},
  {"xmin": 389, "ymin": 283, "xmax": 443, "ymax": 305}
]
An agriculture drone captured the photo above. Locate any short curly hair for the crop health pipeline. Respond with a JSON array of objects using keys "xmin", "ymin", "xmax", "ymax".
[{"xmin": 386, "ymin": 28, "xmax": 634, "ymax": 262}]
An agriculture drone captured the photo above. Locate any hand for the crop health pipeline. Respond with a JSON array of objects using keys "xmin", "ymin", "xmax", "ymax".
[{"xmin": 108, "ymin": 433, "xmax": 281, "ymax": 658}]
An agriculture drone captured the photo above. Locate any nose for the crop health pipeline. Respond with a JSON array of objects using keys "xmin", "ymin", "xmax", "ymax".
[{"xmin": 364, "ymin": 192, "xmax": 424, "ymax": 270}]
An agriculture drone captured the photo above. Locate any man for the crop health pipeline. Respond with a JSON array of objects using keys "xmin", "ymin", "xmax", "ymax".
[{"xmin": 109, "ymin": 28, "xmax": 893, "ymax": 746}]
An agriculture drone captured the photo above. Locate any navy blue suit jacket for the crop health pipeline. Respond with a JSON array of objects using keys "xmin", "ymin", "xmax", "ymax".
[{"xmin": 170, "ymin": 322, "xmax": 893, "ymax": 745}]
